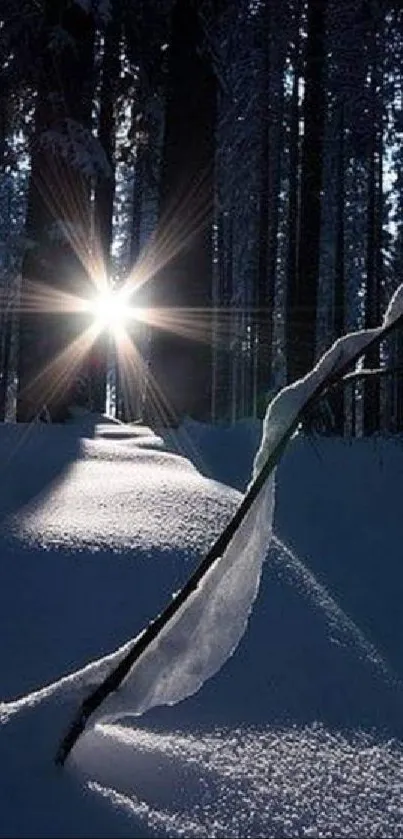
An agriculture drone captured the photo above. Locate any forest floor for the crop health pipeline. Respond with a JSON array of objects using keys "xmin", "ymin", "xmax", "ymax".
[{"xmin": 1, "ymin": 413, "xmax": 403, "ymax": 838}]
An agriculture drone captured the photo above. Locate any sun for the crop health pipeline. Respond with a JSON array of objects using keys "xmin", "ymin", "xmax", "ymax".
[{"xmin": 86, "ymin": 288, "xmax": 140, "ymax": 339}]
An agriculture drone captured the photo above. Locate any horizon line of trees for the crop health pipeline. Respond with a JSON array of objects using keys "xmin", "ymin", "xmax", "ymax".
[{"xmin": 0, "ymin": 0, "xmax": 402, "ymax": 434}]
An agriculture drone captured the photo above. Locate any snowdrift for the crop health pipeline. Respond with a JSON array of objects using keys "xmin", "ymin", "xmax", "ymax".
[{"xmin": 2, "ymin": 415, "xmax": 403, "ymax": 836}]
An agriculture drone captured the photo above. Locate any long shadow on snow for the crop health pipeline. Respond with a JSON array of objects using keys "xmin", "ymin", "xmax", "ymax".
[
  {"xmin": 275, "ymin": 435, "xmax": 403, "ymax": 693},
  {"xmin": 0, "ymin": 415, "xmax": 141, "ymax": 700},
  {"xmin": 0, "ymin": 542, "xmax": 198, "ymax": 701},
  {"xmin": 137, "ymin": 536, "xmax": 403, "ymax": 742},
  {"xmin": 111, "ymin": 425, "xmax": 403, "ymax": 740},
  {"xmin": 0, "ymin": 417, "xmax": 103, "ymax": 527}
]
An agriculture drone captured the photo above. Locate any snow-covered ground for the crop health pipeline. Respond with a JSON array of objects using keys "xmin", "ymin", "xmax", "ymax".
[{"xmin": 1, "ymin": 413, "xmax": 403, "ymax": 838}]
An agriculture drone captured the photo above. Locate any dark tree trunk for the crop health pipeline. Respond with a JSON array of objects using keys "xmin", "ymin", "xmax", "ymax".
[
  {"xmin": 116, "ymin": 137, "xmax": 145, "ymax": 423},
  {"xmin": 225, "ymin": 214, "xmax": 235, "ymax": 421},
  {"xmin": 144, "ymin": 0, "xmax": 216, "ymax": 427},
  {"xmin": 0, "ymin": 309, "xmax": 12, "ymax": 421},
  {"xmin": 0, "ymin": 93, "xmax": 6, "ymax": 172},
  {"xmin": 255, "ymin": 0, "xmax": 274, "ymax": 415},
  {"xmin": 0, "ymin": 95, "xmax": 8, "ymax": 419},
  {"xmin": 363, "ymin": 32, "xmax": 382, "ymax": 435},
  {"xmin": 396, "ymin": 329, "xmax": 403, "ymax": 431},
  {"xmin": 212, "ymin": 210, "xmax": 233, "ymax": 421},
  {"xmin": 287, "ymin": 0, "xmax": 326, "ymax": 384},
  {"xmin": 17, "ymin": 0, "xmax": 94, "ymax": 422},
  {"xmin": 395, "ymin": 212, "xmax": 403, "ymax": 431},
  {"xmin": 285, "ymin": 0, "xmax": 302, "ymax": 384},
  {"xmin": 267, "ymin": 40, "xmax": 286, "ymax": 326},
  {"xmin": 90, "ymin": 5, "xmax": 121, "ymax": 414},
  {"xmin": 130, "ymin": 142, "xmax": 145, "ymax": 268},
  {"xmin": 332, "ymin": 102, "xmax": 346, "ymax": 433}
]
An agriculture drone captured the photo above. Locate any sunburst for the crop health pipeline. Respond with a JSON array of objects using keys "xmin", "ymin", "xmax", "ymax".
[{"xmin": 12, "ymin": 158, "xmax": 242, "ymax": 428}]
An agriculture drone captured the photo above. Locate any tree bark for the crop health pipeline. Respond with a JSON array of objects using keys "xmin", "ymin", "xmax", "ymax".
[
  {"xmin": 285, "ymin": 0, "xmax": 302, "ymax": 383},
  {"xmin": 17, "ymin": 0, "xmax": 95, "ymax": 422},
  {"xmin": 255, "ymin": 0, "xmax": 273, "ymax": 415},
  {"xmin": 363, "ymin": 26, "xmax": 382, "ymax": 435},
  {"xmin": 143, "ymin": 0, "xmax": 216, "ymax": 427},
  {"xmin": 287, "ymin": 0, "xmax": 326, "ymax": 384},
  {"xmin": 90, "ymin": 5, "xmax": 121, "ymax": 414},
  {"xmin": 332, "ymin": 101, "xmax": 346, "ymax": 433}
]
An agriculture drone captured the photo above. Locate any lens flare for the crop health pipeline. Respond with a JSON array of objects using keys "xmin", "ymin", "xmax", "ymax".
[{"xmin": 85, "ymin": 289, "xmax": 143, "ymax": 340}]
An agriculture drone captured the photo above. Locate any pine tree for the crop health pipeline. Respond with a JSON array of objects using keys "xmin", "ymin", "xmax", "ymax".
[
  {"xmin": 17, "ymin": 0, "xmax": 95, "ymax": 422},
  {"xmin": 363, "ymin": 5, "xmax": 384, "ymax": 435},
  {"xmin": 90, "ymin": 2, "xmax": 122, "ymax": 414},
  {"xmin": 287, "ymin": 0, "xmax": 327, "ymax": 384},
  {"xmin": 144, "ymin": 0, "xmax": 217, "ymax": 426}
]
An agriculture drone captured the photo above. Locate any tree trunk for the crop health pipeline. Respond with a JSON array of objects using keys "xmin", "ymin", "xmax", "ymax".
[
  {"xmin": 17, "ymin": 0, "xmax": 95, "ymax": 422},
  {"xmin": 211, "ymin": 210, "xmax": 231, "ymax": 421},
  {"xmin": 332, "ymin": 101, "xmax": 346, "ymax": 433},
  {"xmin": 285, "ymin": 0, "xmax": 302, "ymax": 384},
  {"xmin": 287, "ymin": 0, "xmax": 326, "ymax": 384},
  {"xmin": 0, "ymin": 93, "xmax": 6, "ymax": 172},
  {"xmin": 90, "ymin": 5, "xmax": 121, "ymax": 414},
  {"xmin": 143, "ymin": 0, "xmax": 216, "ymax": 427},
  {"xmin": 0, "ymin": 309, "xmax": 12, "ymax": 421},
  {"xmin": 267, "ymin": 39, "xmax": 286, "ymax": 330},
  {"xmin": 0, "ymin": 95, "xmax": 9, "ymax": 420},
  {"xmin": 117, "ymin": 135, "xmax": 146, "ymax": 423},
  {"xmin": 363, "ymin": 29, "xmax": 382, "ymax": 435},
  {"xmin": 255, "ymin": 0, "xmax": 273, "ymax": 415}
]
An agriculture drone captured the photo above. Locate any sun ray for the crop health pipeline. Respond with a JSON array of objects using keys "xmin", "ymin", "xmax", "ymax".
[
  {"xmin": 113, "ymin": 328, "xmax": 213, "ymax": 472},
  {"xmin": 14, "ymin": 147, "xmax": 248, "ymax": 424},
  {"xmin": 19, "ymin": 322, "xmax": 101, "ymax": 416},
  {"xmin": 18, "ymin": 279, "xmax": 90, "ymax": 316},
  {"xmin": 133, "ymin": 305, "xmax": 260, "ymax": 349},
  {"xmin": 121, "ymin": 165, "xmax": 214, "ymax": 299},
  {"xmin": 115, "ymin": 328, "xmax": 177, "ymax": 428}
]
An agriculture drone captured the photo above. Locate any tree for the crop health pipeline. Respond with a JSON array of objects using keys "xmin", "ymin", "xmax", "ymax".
[
  {"xmin": 285, "ymin": 0, "xmax": 303, "ymax": 385},
  {"xmin": 89, "ymin": 1, "xmax": 122, "ymax": 413},
  {"xmin": 287, "ymin": 0, "xmax": 327, "ymax": 384},
  {"xmin": 254, "ymin": 0, "xmax": 273, "ymax": 414},
  {"xmin": 363, "ymin": 4, "xmax": 384, "ymax": 435},
  {"xmin": 17, "ymin": 0, "xmax": 95, "ymax": 422},
  {"xmin": 144, "ymin": 0, "xmax": 217, "ymax": 426}
]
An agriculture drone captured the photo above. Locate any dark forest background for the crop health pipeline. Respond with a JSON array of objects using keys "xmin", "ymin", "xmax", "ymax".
[{"xmin": 0, "ymin": 0, "xmax": 402, "ymax": 434}]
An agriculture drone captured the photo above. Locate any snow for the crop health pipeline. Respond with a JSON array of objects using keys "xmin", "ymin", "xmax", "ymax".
[
  {"xmin": 383, "ymin": 282, "xmax": 403, "ymax": 326},
  {"xmin": 89, "ymin": 474, "xmax": 274, "ymax": 723},
  {"xmin": 2, "ymin": 279, "xmax": 403, "ymax": 838},
  {"xmin": 253, "ymin": 282, "xmax": 403, "ymax": 481}
]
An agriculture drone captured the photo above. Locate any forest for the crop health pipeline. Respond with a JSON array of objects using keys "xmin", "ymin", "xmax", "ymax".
[{"xmin": 0, "ymin": 0, "xmax": 403, "ymax": 434}]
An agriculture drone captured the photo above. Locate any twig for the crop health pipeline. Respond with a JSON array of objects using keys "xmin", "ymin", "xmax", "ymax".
[{"xmin": 342, "ymin": 365, "xmax": 403, "ymax": 382}]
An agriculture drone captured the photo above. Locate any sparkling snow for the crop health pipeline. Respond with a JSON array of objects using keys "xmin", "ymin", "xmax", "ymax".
[{"xmin": 2, "ymin": 412, "xmax": 403, "ymax": 837}]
